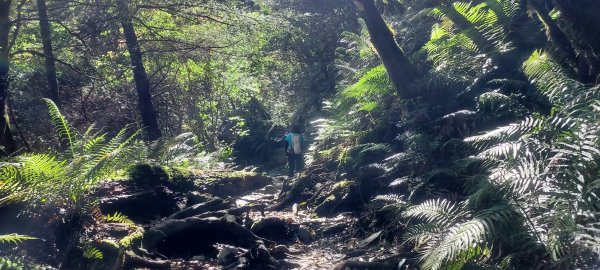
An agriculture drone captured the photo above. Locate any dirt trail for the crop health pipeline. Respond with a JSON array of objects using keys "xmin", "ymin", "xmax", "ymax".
[
  {"xmin": 1, "ymin": 165, "xmax": 403, "ymax": 269},
  {"xmin": 233, "ymin": 173, "xmax": 402, "ymax": 270}
]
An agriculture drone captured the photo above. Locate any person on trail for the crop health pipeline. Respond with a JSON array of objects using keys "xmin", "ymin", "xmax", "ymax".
[{"xmin": 284, "ymin": 125, "xmax": 305, "ymax": 178}]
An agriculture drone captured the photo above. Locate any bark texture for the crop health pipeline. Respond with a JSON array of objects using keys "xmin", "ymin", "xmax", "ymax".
[
  {"xmin": 0, "ymin": 0, "xmax": 16, "ymax": 155},
  {"xmin": 36, "ymin": 0, "xmax": 60, "ymax": 103},
  {"xmin": 354, "ymin": 0, "xmax": 420, "ymax": 98},
  {"xmin": 116, "ymin": 0, "xmax": 162, "ymax": 141}
]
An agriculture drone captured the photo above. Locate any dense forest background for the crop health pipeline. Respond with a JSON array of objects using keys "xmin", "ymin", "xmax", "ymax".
[{"xmin": 1, "ymin": 0, "xmax": 600, "ymax": 269}]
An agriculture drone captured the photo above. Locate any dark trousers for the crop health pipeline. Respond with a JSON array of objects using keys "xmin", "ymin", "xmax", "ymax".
[{"xmin": 287, "ymin": 154, "xmax": 304, "ymax": 178}]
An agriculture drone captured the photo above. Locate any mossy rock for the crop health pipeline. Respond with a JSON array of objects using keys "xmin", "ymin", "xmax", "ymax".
[
  {"xmin": 129, "ymin": 164, "xmax": 169, "ymax": 186},
  {"xmin": 85, "ymin": 239, "xmax": 123, "ymax": 270},
  {"xmin": 118, "ymin": 226, "xmax": 144, "ymax": 248}
]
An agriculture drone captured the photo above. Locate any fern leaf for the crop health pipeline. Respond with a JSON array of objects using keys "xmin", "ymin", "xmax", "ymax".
[
  {"xmin": 43, "ymin": 98, "xmax": 75, "ymax": 157},
  {"xmin": 104, "ymin": 212, "xmax": 134, "ymax": 225},
  {"xmin": 83, "ymin": 246, "xmax": 103, "ymax": 260},
  {"xmin": 422, "ymin": 205, "xmax": 515, "ymax": 270},
  {"xmin": 404, "ymin": 199, "xmax": 467, "ymax": 227},
  {"xmin": 0, "ymin": 234, "xmax": 37, "ymax": 244}
]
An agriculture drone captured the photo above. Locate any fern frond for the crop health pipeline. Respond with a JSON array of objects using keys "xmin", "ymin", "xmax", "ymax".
[
  {"xmin": 43, "ymin": 98, "xmax": 75, "ymax": 157},
  {"xmin": 81, "ymin": 127, "xmax": 141, "ymax": 187},
  {"xmin": 404, "ymin": 199, "xmax": 467, "ymax": 227},
  {"xmin": 403, "ymin": 223, "xmax": 441, "ymax": 249},
  {"xmin": 104, "ymin": 212, "xmax": 134, "ymax": 225},
  {"xmin": 83, "ymin": 246, "xmax": 103, "ymax": 260},
  {"xmin": 373, "ymin": 194, "xmax": 404, "ymax": 204},
  {"xmin": 523, "ymin": 50, "xmax": 591, "ymax": 108},
  {"xmin": 0, "ymin": 154, "xmax": 68, "ymax": 204},
  {"xmin": 83, "ymin": 133, "xmax": 107, "ymax": 156},
  {"xmin": 465, "ymin": 117, "xmax": 541, "ymax": 149},
  {"xmin": 0, "ymin": 234, "xmax": 37, "ymax": 244},
  {"xmin": 478, "ymin": 141, "xmax": 522, "ymax": 160},
  {"xmin": 422, "ymin": 205, "xmax": 515, "ymax": 270}
]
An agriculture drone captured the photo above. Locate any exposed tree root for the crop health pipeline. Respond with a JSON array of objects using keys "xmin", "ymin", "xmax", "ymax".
[{"xmin": 143, "ymin": 217, "xmax": 265, "ymax": 258}]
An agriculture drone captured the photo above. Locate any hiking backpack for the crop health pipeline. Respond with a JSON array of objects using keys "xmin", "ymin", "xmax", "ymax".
[{"xmin": 290, "ymin": 133, "xmax": 302, "ymax": 154}]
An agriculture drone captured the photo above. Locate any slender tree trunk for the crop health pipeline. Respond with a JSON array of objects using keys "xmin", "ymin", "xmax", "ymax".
[
  {"xmin": 528, "ymin": 0, "xmax": 577, "ymax": 68},
  {"xmin": 36, "ymin": 0, "xmax": 60, "ymax": 104},
  {"xmin": 551, "ymin": 0, "xmax": 600, "ymax": 83},
  {"xmin": 354, "ymin": 0, "xmax": 420, "ymax": 99},
  {"xmin": 116, "ymin": 0, "xmax": 161, "ymax": 141},
  {"xmin": 0, "ymin": 0, "xmax": 16, "ymax": 155}
]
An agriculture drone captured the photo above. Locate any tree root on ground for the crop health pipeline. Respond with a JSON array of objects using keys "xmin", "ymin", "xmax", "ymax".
[
  {"xmin": 267, "ymin": 175, "xmax": 315, "ymax": 211},
  {"xmin": 143, "ymin": 217, "xmax": 266, "ymax": 258},
  {"xmin": 123, "ymin": 251, "xmax": 171, "ymax": 269},
  {"xmin": 168, "ymin": 198, "xmax": 230, "ymax": 219}
]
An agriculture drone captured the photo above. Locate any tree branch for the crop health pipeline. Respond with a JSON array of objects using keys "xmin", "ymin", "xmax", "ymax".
[{"xmin": 10, "ymin": 49, "xmax": 98, "ymax": 79}]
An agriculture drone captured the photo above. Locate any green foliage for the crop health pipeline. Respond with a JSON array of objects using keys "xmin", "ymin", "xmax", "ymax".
[
  {"xmin": 404, "ymin": 50, "xmax": 600, "ymax": 269},
  {"xmin": 342, "ymin": 143, "xmax": 391, "ymax": 173},
  {"xmin": 438, "ymin": 52, "xmax": 600, "ymax": 267},
  {"xmin": 83, "ymin": 246, "xmax": 103, "ymax": 260},
  {"xmin": 0, "ymin": 234, "xmax": 37, "ymax": 245},
  {"xmin": 103, "ymin": 212, "xmax": 134, "ymax": 225},
  {"xmin": 128, "ymin": 163, "xmax": 169, "ymax": 185},
  {"xmin": 0, "ymin": 257, "xmax": 51, "ymax": 270},
  {"xmin": 0, "ymin": 101, "xmax": 141, "ymax": 209},
  {"xmin": 43, "ymin": 99, "xmax": 75, "ymax": 157},
  {"xmin": 146, "ymin": 132, "xmax": 204, "ymax": 167},
  {"xmin": 0, "ymin": 257, "xmax": 26, "ymax": 270},
  {"xmin": 118, "ymin": 227, "xmax": 144, "ymax": 248},
  {"xmin": 341, "ymin": 65, "xmax": 394, "ymax": 112},
  {"xmin": 524, "ymin": 50, "xmax": 591, "ymax": 108},
  {"xmin": 404, "ymin": 198, "xmax": 519, "ymax": 270}
]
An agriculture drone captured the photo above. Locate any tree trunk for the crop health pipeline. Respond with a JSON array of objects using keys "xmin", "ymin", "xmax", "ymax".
[
  {"xmin": 36, "ymin": 0, "xmax": 59, "ymax": 104},
  {"xmin": 0, "ymin": 0, "xmax": 16, "ymax": 155},
  {"xmin": 354, "ymin": 0, "xmax": 420, "ymax": 99},
  {"xmin": 528, "ymin": 0, "xmax": 578, "ymax": 70},
  {"xmin": 551, "ymin": 0, "xmax": 600, "ymax": 84},
  {"xmin": 116, "ymin": 0, "xmax": 161, "ymax": 141}
]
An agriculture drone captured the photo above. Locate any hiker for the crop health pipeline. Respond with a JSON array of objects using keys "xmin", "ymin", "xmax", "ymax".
[{"xmin": 284, "ymin": 125, "xmax": 305, "ymax": 178}]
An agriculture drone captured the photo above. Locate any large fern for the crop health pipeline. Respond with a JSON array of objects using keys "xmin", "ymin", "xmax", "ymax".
[
  {"xmin": 465, "ymin": 50, "xmax": 600, "ymax": 266},
  {"xmin": 404, "ymin": 47, "xmax": 600, "ymax": 269},
  {"xmin": 0, "ymin": 102, "xmax": 142, "ymax": 209}
]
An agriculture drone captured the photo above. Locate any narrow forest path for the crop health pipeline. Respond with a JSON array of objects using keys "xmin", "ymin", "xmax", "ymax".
[
  {"xmin": 68, "ymin": 164, "xmax": 392, "ymax": 270},
  {"xmin": 235, "ymin": 174, "xmax": 351, "ymax": 269},
  {"xmin": 8, "ymin": 115, "xmax": 405, "ymax": 269}
]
